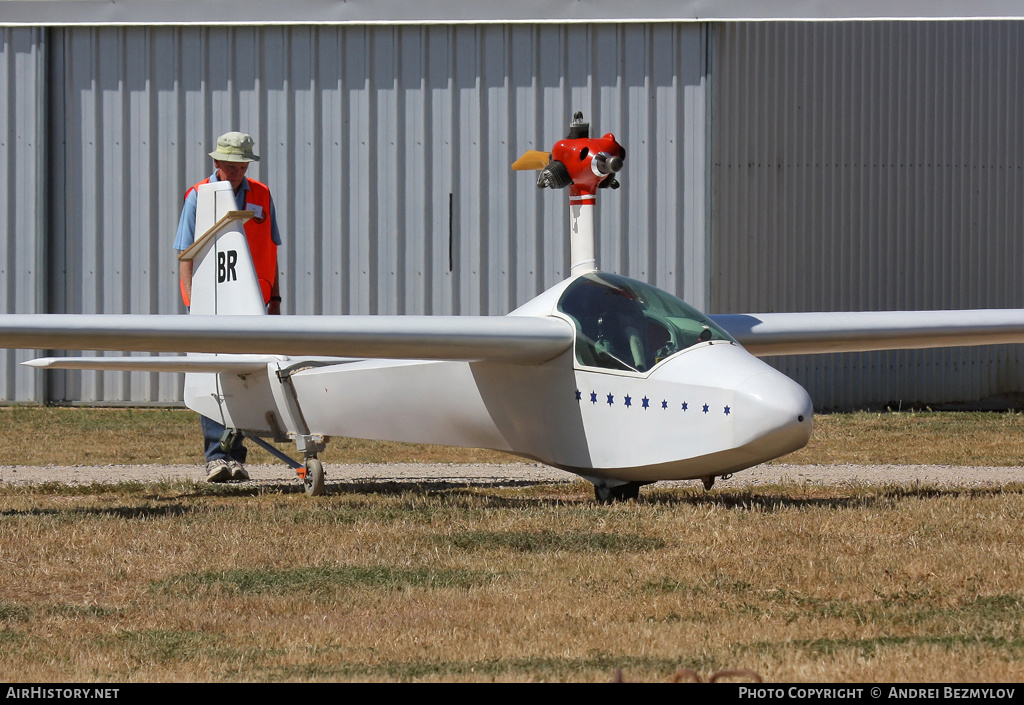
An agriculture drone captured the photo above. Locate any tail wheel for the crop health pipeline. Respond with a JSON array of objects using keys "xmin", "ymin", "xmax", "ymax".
[{"xmin": 303, "ymin": 458, "xmax": 326, "ymax": 496}]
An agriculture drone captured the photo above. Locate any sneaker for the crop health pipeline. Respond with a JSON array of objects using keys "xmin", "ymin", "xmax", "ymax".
[
  {"xmin": 227, "ymin": 460, "xmax": 249, "ymax": 481},
  {"xmin": 206, "ymin": 460, "xmax": 231, "ymax": 483}
]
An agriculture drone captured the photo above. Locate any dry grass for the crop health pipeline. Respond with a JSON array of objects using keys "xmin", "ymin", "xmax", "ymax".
[
  {"xmin": 2, "ymin": 406, "xmax": 1024, "ymax": 466},
  {"xmin": 1, "ymin": 480, "xmax": 1023, "ymax": 682},
  {"xmin": 782, "ymin": 410, "xmax": 1024, "ymax": 466},
  {"xmin": 0, "ymin": 407, "xmax": 517, "ymax": 466},
  {"xmin": 3, "ymin": 407, "xmax": 1024, "ymax": 682}
]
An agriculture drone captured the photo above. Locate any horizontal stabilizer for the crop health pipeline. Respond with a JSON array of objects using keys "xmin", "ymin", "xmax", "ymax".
[
  {"xmin": 22, "ymin": 355, "xmax": 283, "ymax": 374},
  {"xmin": 0, "ymin": 314, "xmax": 574, "ymax": 365},
  {"xmin": 712, "ymin": 309, "xmax": 1024, "ymax": 357}
]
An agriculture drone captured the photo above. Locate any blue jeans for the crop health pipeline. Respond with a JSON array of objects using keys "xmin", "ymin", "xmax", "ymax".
[{"xmin": 201, "ymin": 415, "xmax": 247, "ymax": 463}]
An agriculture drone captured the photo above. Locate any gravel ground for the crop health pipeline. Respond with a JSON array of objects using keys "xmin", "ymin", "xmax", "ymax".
[{"xmin": 0, "ymin": 462, "xmax": 1021, "ymax": 490}]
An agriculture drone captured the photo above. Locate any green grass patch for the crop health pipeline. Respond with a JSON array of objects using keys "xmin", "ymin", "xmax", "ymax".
[
  {"xmin": 0, "ymin": 628, "xmax": 24, "ymax": 645},
  {"xmin": 436, "ymin": 530, "xmax": 666, "ymax": 553},
  {"xmin": 263, "ymin": 652, "xmax": 715, "ymax": 681},
  {"xmin": 644, "ymin": 574, "xmax": 752, "ymax": 595},
  {"xmin": 753, "ymin": 591, "xmax": 1024, "ymax": 632},
  {"xmin": 763, "ymin": 634, "xmax": 1024, "ymax": 659},
  {"xmin": 0, "ymin": 603, "xmax": 31, "ymax": 623},
  {"xmin": 887, "ymin": 594, "xmax": 1024, "ymax": 629},
  {"xmin": 968, "ymin": 594, "xmax": 1024, "ymax": 614},
  {"xmin": 154, "ymin": 564, "xmax": 495, "ymax": 596},
  {"xmin": 113, "ymin": 629, "xmax": 226, "ymax": 663}
]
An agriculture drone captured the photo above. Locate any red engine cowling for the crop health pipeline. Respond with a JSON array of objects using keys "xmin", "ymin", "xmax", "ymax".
[{"xmin": 537, "ymin": 113, "xmax": 625, "ymax": 197}]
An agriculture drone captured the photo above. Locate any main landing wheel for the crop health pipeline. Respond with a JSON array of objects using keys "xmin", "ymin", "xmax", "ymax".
[
  {"xmin": 594, "ymin": 481, "xmax": 643, "ymax": 504},
  {"xmin": 302, "ymin": 458, "xmax": 326, "ymax": 497}
]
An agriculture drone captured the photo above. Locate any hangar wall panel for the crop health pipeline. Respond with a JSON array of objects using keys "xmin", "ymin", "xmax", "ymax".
[
  {"xmin": 710, "ymin": 21, "xmax": 1024, "ymax": 408},
  {"xmin": 35, "ymin": 23, "xmax": 707, "ymax": 403},
  {"xmin": 0, "ymin": 28, "xmax": 45, "ymax": 402}
]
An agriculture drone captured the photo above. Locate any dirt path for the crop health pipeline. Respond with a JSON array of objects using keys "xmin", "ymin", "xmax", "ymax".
[{"xmin": 1, "ymin": 462, "xmax": 1021, "ymax": 489}]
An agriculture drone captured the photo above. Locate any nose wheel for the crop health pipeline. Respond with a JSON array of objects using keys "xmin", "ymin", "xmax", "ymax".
[{"xmin": 593, "ymin": 481, "xmax": 644, "ymax": 504}]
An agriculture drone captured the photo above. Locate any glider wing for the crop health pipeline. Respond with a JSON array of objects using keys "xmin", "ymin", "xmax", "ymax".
[
  {"xmin": 712, "ymin": 309, "xmax": 1024, "ymax": 357},
  {"xmin": 0, "ymin": 314, "xmax": 575, "ymax": 370}
]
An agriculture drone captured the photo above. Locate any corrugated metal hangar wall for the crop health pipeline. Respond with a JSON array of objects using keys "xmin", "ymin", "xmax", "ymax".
[
  {"xmin": 1, "ymin": 20, "xmax": 1023, "ymax": 409},
  {"xmin": 711, "ymin": 22, "xmax": 1024, "ymax": 408},
  {"xmin": 2, "ymin": 22, "xmax": 709, "ymax": 404},
  {"xmin": 0, "ymin": 27, "xmax": 45, "ymax": 402}
]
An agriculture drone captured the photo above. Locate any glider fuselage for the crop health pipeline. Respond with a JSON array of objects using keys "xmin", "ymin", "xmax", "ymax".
[{"xmin": 190, "ymin": 272, "xmax": 813, "ymax": 485}]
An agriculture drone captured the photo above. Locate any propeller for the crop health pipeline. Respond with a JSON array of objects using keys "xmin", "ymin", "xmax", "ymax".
[{"xmin": 512, "ymin": 150, "xmax": 551, "ymax": 171}]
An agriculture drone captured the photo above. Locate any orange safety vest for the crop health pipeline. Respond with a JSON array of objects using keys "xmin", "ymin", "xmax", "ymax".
[{"xmin": 181, "ymin": 178, "xmax": 278, "ymax": 306}]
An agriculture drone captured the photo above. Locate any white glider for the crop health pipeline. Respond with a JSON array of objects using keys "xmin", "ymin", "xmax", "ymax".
[{"xmin": 3, "ymin": 114, "xmax": 1023, "ymax": 501}]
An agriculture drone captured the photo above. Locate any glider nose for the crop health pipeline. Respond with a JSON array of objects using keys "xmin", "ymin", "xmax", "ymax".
[{"xmin": 735, "ymin": 370, "xmax": 814, "ymax": 459}]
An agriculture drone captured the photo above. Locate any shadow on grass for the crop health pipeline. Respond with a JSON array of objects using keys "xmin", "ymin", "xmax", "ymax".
[
  {"xmin": 6, "ymin": 479, "xmax": 1023, "ymax": 516},
  {"xmin": 0, "ymin": 480, "xmax": 585, "ymax": 515},
  {"xmin": 642, "ymin": 484, "xmax": 1024, "ymax": 512},
  {"xmin": 0, "ymin": 503, "xmax": 197, "ymax": 519},
  {"xmin": 281, "ymin": 480, "xmax": 1024, "ymax": 513},
  {"xmin": 177, "ymin": 480, "xmax": 583, "ymax": 506},
  {"xmin": 181, "ymin": 480, "xmax": 1024, "ymax": 514}
]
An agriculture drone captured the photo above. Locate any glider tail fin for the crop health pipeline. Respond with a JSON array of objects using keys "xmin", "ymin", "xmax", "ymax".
[
  {"xmin": 176, "ymin": 182, "xmax": 266, "ymax": 423},
  {"xmin": 178, "ymin": 181, "xmax": 266, "ymax": 317}
]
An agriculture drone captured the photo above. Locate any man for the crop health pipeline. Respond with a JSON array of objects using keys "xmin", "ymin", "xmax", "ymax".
[{"xmin": 174, "ymin": 131, "xmax": 283, "ymax": 482}]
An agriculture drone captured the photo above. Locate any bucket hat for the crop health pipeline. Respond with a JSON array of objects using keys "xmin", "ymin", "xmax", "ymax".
[{"xmin": 209, "ymin": 132, "xmax": 260, "ymax": 162}]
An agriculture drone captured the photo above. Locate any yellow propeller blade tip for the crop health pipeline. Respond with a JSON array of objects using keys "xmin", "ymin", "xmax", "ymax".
[{"xmin": 512, "ymin": 150, "xmax": 551, "ymax": 171}]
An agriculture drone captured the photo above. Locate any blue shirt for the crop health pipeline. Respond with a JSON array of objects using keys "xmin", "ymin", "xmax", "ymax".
[{"xmin": 174, "ymin": 171, "xmax": 282, "ymax": 251}]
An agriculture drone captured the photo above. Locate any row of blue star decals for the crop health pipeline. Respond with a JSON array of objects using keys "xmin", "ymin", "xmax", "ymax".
[{"xmin": 575, "ymin": 389, "xmax": 732, "ymax": 415}]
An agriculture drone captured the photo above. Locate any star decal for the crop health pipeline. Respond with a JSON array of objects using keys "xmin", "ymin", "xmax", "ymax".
[{"xmin": 582, "ymin": 393, "xmax": 728, "ymax": 416}]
